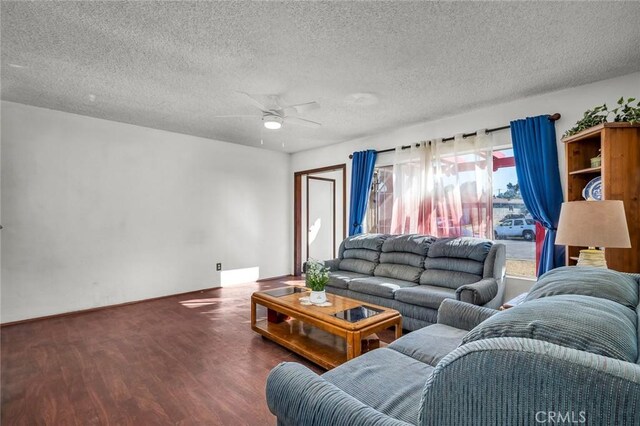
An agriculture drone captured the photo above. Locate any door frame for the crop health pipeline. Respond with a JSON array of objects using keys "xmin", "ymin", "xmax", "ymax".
[{"xmin": 294, "ymin": 164, "xmax": 347, "ymax": 276}]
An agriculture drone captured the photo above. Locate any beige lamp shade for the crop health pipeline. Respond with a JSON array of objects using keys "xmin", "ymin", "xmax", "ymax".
[{"xmin": 555, "ymin": 200, "xmax": 631, "ymax": 248}]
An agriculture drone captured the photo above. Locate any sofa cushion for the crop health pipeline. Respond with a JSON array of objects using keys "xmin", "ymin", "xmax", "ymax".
[
  {"xmin": 380, "ymin": 251, "xmax": 425, "ymax": 268},
  {"xmin": 424, "ymin": 257, "xmax": 484, "ymax": 276},
  {"xmin": 420, "ymin": 238, "xmax": 491, "ymax": 289},
  {"xmin": 342, "ymin": 233, "xmax": 388, "ymax": 251},
  {"xmin": 463, "ymin": 294, "xmax": 638, "ymax": 363},
  {"xmin": 428, "ymin": 237, "xmax": 493, "ymax": 262},
  {"xmin": 339, "ymin": 259, "xmax": 377, "ymax": 275},
  {"xmin": 381, "ymin": 234, "xmax": 434, "ymax": 256},
  {"xmin": 388, "ymin": 323, "xmax": 467, "ymax": 366},
  {"xmin": 342, "ymin": 248, "xmax": 381, "ymax": 263},
  {"xmin": 327, "ymin": 271, "xmax": 370, "ymax": 290},
  {"xmin": 322, "ymin": 348, "xmax": 434, "ymax": 424},
  {"xmin": 349, "ymin": 276, "xmax": 418, "ymax": 299},
  {"xmin": 374, "ymin": 263, "xmax": 423, "ymax": 283},
  {"xmin": 526, "ymin": 266, "xmax": 639, "ymax": 309},
  {"xmin": 420, "ymin": 269, "xmax": 481, "ymax": 289},
  {"xmin": 374, "ymin": 235, "xmax": 433, "ymax": 282},
  {"xmin": 339, "ymin": 289, "xmax": 439, "ymax": 327},
  {"xmin": 394, "ymin": 285, "xmax": 456, "ymax": 309}
]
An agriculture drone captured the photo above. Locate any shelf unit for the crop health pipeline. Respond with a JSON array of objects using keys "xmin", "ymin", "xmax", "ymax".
[
  {"xmin": 562, "ymin": 123, "xmax": 640, "ymax": 272},
  {"xmin": 569, "ymin": 166, "xmax": 601, "ymax": 175}
]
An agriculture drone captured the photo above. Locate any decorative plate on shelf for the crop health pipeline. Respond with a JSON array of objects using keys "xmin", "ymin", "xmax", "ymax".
[{"xmin": 582, "ymin": 176, "xmax": 602, "ymax": 201}]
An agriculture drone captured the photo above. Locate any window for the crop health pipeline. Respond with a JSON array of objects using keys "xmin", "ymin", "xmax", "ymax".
[
  {"xmin": 367, "ymin": 146, "xmax": 536, "ymax": 278},
  {"xmin": 491, "ymin": 148, "xmax": 536, "ymax": 278}
]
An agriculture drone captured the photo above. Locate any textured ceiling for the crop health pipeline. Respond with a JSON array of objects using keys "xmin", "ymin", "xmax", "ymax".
[{"xmin": 2, "ymin": 1, "xmax": 640, "ymax": 153}]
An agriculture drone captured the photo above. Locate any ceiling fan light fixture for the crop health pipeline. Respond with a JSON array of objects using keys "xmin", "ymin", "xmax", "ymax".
[{"xmin": 263, "ymin": 115, "xmax": 283, "ymax": 130}]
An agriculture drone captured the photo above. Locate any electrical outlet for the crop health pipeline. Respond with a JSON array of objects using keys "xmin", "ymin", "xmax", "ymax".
[{"xmin": 216, "ymin": 263, "xmax": 222, "ymax": 271}]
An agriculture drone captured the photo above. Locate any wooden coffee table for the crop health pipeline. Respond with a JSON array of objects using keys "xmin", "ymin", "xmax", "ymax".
[{"xmin": 251, "ymin": 286, "xmax": 402, "ymax": 369}]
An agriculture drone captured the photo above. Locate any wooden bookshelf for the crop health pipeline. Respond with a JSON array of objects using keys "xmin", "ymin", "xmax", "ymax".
[{"xmin": 562, "ymin": 123, "xmax": 640, "ymax": 272}]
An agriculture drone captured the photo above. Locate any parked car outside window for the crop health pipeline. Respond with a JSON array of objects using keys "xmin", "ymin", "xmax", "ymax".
[{"xmin": 494, "ymin": 218, "xmax": 536, "ymax": 241}]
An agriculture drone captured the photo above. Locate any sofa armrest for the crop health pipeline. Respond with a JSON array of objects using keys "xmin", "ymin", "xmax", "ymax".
[
  {"xmin": 437, "ymin": 299, "xmax": 498, "ymax": 331},
  {"xmin": 322, "ymin": 258, "xmax": 341, "ymax": 271},
  {"xmin": 303, "ymin": 258, "xmax": 341, "ymax": 273},
  {"xmin": 419, "ymin": 337, "xmax": 640, "ymax": 425},
  {"xmin": 266, "ymin": 362, "xmax": 411, "ymax": 426},
  {"xmin": 455, "ymin": 278, "xmax": 498, "ymax": 306},
  {"xmin": 623, "ymin": 272, "xmax": 640, "ymax": 285}
]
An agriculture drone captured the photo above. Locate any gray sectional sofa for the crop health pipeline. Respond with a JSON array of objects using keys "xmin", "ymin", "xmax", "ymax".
[
  {"xmin": 267, "ymin": 267, "xmax": 640, "ymax": 425},
  {"xmin": 320, "ymin": 234, "xmax": 506, "ymax": 330}
]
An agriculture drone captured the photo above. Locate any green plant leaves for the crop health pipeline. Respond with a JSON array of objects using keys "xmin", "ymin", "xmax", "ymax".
[
  {"xmin": 305, "ymin": 260, "xmax": 330, "ymax": 291},
  {"xmin": 563, "ymin": 97, "xmax": 640, "ymax": 137}
]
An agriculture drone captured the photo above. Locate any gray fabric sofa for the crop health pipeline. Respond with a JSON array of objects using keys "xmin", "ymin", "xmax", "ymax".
[
  {"xmin": 267, "ymin": 267, "xmax": 640, "ymax": 425},
  {"xmin": 320, "ymin": 234, "xmax": 506, "ymax": 330}
]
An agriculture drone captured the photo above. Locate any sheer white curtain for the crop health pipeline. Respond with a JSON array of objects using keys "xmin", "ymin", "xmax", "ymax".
[
  {"xmin": 390, "ymin": 143, "xmax": 428, "ymax": 234},
  {"xmin": 390, "ymin": 131, "xmax": 494, "ymax": 238}
]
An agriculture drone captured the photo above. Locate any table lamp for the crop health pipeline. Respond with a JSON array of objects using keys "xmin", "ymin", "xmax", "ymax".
[{"xmin": 555, "ymin": 200, "xmax": 631, "ymax": 268}]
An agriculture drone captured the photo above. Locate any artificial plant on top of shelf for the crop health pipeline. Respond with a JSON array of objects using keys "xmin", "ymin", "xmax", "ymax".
[{"xmin": 563, "ymin": 97, "xmax": 640, "ymax": 138}]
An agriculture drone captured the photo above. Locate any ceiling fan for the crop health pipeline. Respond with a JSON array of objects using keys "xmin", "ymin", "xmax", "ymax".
[{"xmin": 214, "ymin": 92, "xmax": 321, "ymax": 130}]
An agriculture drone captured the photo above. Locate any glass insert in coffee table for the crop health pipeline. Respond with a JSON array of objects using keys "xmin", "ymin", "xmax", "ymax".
[
  {"xmin": 332, "ymin": 305, "xmax": 383, "ymax": 322},
  {"xmin": 262, "ymin": 286, "xmax": 309, "ymax": 298}
]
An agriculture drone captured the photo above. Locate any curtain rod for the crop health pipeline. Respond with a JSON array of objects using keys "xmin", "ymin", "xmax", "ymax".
[{"xmin": 348, "ymin": 112, "xmax": 561, "ymax": 159}]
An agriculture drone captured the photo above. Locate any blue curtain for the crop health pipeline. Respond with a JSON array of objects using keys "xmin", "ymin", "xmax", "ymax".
[
  {"xmin": 349, "ymin": 150, "xmax": 377, "ymax": 235},
  {"xmin": 510, "ymin": 115, "xmax": 565, "ymax": 276}
]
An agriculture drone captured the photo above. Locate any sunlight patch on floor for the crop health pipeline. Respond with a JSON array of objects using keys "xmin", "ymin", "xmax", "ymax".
[
  {"xmin": 180, "ymin": 298, "xmax": 223, "ymax": 308},
  {"xmin": 281, "ymin": 279, "xmax": 306, "ymax": 286}
]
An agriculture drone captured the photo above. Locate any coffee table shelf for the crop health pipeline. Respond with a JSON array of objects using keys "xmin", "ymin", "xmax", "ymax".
[
  {"xmin": 254, "ymin": 317, "xmax": 348, "ymax": 369},
  {"xmin": 251, "ymin": 286, "xmax": 402, "ymax": 369}
]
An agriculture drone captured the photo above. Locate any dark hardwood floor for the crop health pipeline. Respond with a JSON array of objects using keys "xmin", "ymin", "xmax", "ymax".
[{"xmin": 1, "ymin": 277, "xmax": 325, "ymax": 425}]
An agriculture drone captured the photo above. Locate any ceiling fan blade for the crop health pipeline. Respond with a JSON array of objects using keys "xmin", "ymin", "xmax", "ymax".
[
  {"xmin": 285, "ymin": 117, "xmax": 322, "ymax": 128},
  {"xmin": 282, "ymin": 101, "xmax": 320, "ymax": 114},
  {"xmin": 270, "ymin": 95, "xmax": 286, "ymax": 109},
  {"xmin": 237, "ymin": 91, "xmax": 270, "ymax": 111}
]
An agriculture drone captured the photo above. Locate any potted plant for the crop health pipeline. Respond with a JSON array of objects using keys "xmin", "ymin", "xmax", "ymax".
[{"xmin": 305, "ymin": 260, "xmax": 330, "ymax": 305}]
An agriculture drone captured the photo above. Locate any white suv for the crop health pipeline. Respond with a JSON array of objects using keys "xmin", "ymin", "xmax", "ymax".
[{"xmin": 494, "ymin": 218, "xmax": 536, "ymax": 241}]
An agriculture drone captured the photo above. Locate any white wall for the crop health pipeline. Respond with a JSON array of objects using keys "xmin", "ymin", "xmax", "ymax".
[
  {"xmin": 292, "ymin": 72, "xmax": 640, "ymax": 294},
  {"xmin": 1, "ymin": 101, "xmax": 291, "ymax": 323}
]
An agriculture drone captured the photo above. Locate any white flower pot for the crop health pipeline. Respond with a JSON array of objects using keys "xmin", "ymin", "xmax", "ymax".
[{"xmin": 309, "ymin": 290, "xmax": 327, "ymax": 305}]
